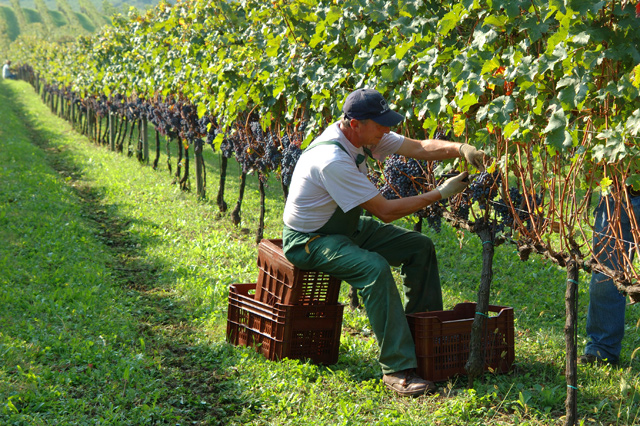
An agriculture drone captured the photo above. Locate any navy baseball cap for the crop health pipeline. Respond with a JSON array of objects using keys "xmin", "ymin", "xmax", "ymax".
[{"xmin": 342, "ymin": 88, "xmax": 404, "ymax": 127}]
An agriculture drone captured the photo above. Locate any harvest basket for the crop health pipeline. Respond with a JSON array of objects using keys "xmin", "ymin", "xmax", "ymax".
[
  {"xmin": 255, "ymin": 239, "xmax": 341, "ymax": 306},
  {"xmin": 407, "ymin": 303, "xmax": 514, "ymax": 382},
  {"xmin": 227, "ymin": 283, "xmax": 344, "ymax": 365}
]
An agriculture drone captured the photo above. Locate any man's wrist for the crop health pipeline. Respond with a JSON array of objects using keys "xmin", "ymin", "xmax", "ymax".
[{"xmin": 458, "ymin": 143, "xmax": 465, "ymax": 158}]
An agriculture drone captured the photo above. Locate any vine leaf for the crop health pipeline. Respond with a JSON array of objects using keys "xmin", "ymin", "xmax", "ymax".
[
  {"xmin": 543, "ymin": 106, "xmax": 570, "ymax": 150},
  {"xmin": 627, "ymin": 109, "xmax": 640, "ymax": 136}
]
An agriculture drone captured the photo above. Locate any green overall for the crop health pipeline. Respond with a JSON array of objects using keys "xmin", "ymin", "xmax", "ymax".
[{"xmin": 282, "ymin": 140, "xmax": 443, "ymax": 374}]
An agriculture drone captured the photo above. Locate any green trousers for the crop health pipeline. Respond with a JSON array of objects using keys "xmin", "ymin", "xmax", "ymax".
[{"xmin": 283, "ymin": 213, "xmax": 442, "ymax": 374}]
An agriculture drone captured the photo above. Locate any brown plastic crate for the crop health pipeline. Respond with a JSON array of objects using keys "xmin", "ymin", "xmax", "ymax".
[
  {"xmin": 407, "ymin": 303, "xmax": 514, "ymax": 382},
  {"xmin": 255, "ymin": 239, "xmax": 341, "ymax": 306},
  {"xmin": 227, "ymin": 283, "xmax": 344, "ymax": 365}
]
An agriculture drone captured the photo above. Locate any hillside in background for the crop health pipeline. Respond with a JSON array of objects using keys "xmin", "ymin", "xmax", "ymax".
[
  {"xmin": 0, "ymin": 0, "xmax": 165, "ymax": 47},
  {"xmin": 0, "ymin": 0, "xmax": 162, "ymax": 13}
]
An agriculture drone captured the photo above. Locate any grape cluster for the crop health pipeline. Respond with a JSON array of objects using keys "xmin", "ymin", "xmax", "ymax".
[
  {"xmin": 468, "ymin": 171, "xmax": 501, "ymax": 209},
  {"xmin": 417, "ymin": 201, "xmax": 444, "ymax": 232},
  {"xmin": 432, "ymin": 129, "xmax": 452, "ymax": 140},
  {"xmin": 281, "ymin": 134, "xmax": 302, "ymax": 187},
  {"xmin": 263, "ymin": 132, "xmax": 283, "ymax": 171},
  {"xmin": 380, "ymin": 154, "xmax": 429, "ymax": 199},
  {"xmin": 38, "ymin": 81, "xmax": 314, "ymax": 189},
  {"xmin": 367, "ymin": 169, "xmax": 383, "ymax": 189},
  {"xmin": 493, "ymin": 187, "xmax": 523, "ymax": 229},
  {"xmin": 452, "ymin": 193, "xmax": 471, "ymax": 221}
]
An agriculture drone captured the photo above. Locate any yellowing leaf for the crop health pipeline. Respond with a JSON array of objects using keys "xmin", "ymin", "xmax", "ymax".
[
  {"xmin": 632, "ymin": 64, "xmax": 640, "ymax": 89},
  {"xmin": 487, "ymin": 122, "xmax": 495, "ymax": 133},
  {"xmin": 453, "ymin": 114, "xmax": 466, "ymax": 137},
  {"xmin": 600, "ymin": 177, "xmax": 613, "ymax": 195},
  {"xmin": 504, "ymin": 121, "xmax": 519, "ymax": 138}
]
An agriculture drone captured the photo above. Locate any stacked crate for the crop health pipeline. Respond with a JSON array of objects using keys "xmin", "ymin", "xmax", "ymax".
[{"xmin": 227, "ymin": 239, "xmax": 344, "ymax": 365}]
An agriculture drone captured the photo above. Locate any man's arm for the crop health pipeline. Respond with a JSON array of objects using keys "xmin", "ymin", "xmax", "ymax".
[
  {"xmin": 360, "ymin": 172, "xmax": 469, "ymax": 223},
  {"xmin": 360, "ymin": 192, "xmax": 442, "ymax": 223},
  {"xmin": 395, "ymin": 137, "xmax": 486, "ymax": 171},
  {"xmin": 395, "ymin": 137, "xmax": 462, "ymax": 161}
]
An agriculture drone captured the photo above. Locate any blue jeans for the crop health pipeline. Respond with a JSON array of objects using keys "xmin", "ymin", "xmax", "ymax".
[{"xmin": 585, "ymin": 194, "xmax": 640, "ymax": 363}]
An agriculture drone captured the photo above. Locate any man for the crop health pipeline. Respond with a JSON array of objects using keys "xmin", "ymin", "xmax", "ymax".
[
  {"xmin": 282, "ymin": 88, "xmax": 487, "ymax": 396},
  {"xmin": 581, "ymin": 186, "xmax": 640, "ymax": 366},
  {"xmin": 2, "ymin": 60, "xmax": 15, "ymax": 79}
]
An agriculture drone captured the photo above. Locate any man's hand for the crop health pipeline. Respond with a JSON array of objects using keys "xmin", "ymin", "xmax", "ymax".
[
  {"xmin": 459, "ymin": 144, "xmax": 486, "ymax": 172},
  {"xmin": 436, "ymin": 172, "xmax": 469, "ymax": 199}
]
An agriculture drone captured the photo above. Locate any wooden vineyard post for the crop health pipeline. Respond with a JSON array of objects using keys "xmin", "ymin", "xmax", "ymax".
[
  {"xmin": 465, "ymin": 224, "xmax": 495, "ymax": 386},
  {"xmin": 109, "ymin": 112, "xmax": 115, "ymax": 151},
  {"xmin": 71, "ymin": 98, "xmax": 75, "ymax": 129},
  {"xmin": 217, "ymin": 155, "xmax": 228, "ymax": 212},
  {"xmin": 195, "ymin": 139, "xmax": 205, "ymax": 198},
  {"xmin": 142, "ymin": 118, "xmax": 149, "ymax": 164},
  {"xmin": 256, "ymin": 176, "xmax": 265, "ymax": 244},
  {"xmin": 564, "ymin": 260, "xmax": 579, "ymax": 426}
]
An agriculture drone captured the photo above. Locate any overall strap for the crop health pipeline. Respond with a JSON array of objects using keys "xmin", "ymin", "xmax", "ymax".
[
  {"xmin": 304, "ymin": 139, "xmax": 348, "ymax": 154},
  {"xmin": 305, "ymin": 139, "xmax": 370, "ymax": 167}
]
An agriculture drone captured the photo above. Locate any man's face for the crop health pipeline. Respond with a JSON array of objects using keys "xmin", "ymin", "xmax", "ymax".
[{"xmin": 354, "ymin": 119, "xmax": 391, "ymax": 146}]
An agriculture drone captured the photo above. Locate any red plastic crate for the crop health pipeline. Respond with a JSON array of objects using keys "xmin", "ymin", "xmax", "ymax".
[
  {"xmin": 255, "ymin": 239, "xmax": 341, "ymax": 306},
  {"xmin": 407, "ymin": 303, "xmax": 514, "ymax": 382},
  {"xmin": 227, "ymin": 283, "xmax": 344, "ymax": 365}
]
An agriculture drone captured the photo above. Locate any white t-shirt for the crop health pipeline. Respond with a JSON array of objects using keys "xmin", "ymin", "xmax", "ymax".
[
  {"xmin": 2, "ymin": 64, "xmax": 10, "ymax": 79},
  {"xmin": 283, "ymin": 122, "xmax": 404, "ymax": 232}
]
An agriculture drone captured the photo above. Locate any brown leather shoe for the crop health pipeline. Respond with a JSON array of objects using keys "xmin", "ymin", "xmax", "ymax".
[{"xmin": 382, "ymin": 369, "xmax": 436, "ymax": 397}]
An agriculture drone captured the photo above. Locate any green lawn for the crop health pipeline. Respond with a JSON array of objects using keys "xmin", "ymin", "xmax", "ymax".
[{"xmin": 1, "ymin": 78, "xmax": 640, "ymax": 425}]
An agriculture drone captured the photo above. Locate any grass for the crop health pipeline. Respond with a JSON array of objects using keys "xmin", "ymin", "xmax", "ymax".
[{"xmin": 1, "ymin": 78, "xmax": 640, "ymax": 425}]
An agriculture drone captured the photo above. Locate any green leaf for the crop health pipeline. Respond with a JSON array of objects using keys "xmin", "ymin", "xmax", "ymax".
[
  {"xmin": 632, "ymin": 64, "xmax": 640, "ymax": 89},
  {"xmin": 395, "ymin": 37, "xmax": 415, "ymax": 61},
  {"xmin": 480, "ymin": 56, "xmax": 501, "ymax": 76},
  {"xmin": 483, "ymin": 15, "xmax": 507, "ymax": 29},
  {"xmin": 439, "ymin": 4, "xmax": 466, "ymax": 36},
  {"xmin": 326, "ymin": 6, "xmax": 341, "ymax": 25},
  {"xmin": 626, "ymin": 174, "xmax": 640, "ymax": 191},
  {"xmin": 456, "ymin": 92, "xmax": 478, "ymax": 113},
  {"xmin": 626, "ymin": 109, "xmax": 640, "ymax": 136},
  {"xmin": 380, "ymin": 59, "xmax": 406, "ymax": 82},
  {"xmin": 600, "ymin": 177, "xmax": 614, "ymax": 195},
  {"xmin": 544, "ymin": 107, "xmax": 566, "ymax": 134},
  {"xmin": 591, "ymin": 129, "xmax": 627, "ymax": 163},
  {"xmin": 369, "ymin": 32, "xmax": 385, "ymax": 50},
  {"xmin": 543, "ymin": 107, "xmax": 572, "ymax": 151},
  {"xmin": 504, "ymin": 121, "xmax": 520, "ymax": 139},
  {"xmin": 197, "ymin": 103, "xmax": 208, "ymax": 119},
  {"xmin": 212, "ymin": 132, "xmax": 225, "ymax": 152}
]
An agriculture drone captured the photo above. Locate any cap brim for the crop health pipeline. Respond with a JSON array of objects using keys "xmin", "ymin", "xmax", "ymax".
[{"xmin": 371, "ymin": 109, "xmax": 404, "ymax": 127}]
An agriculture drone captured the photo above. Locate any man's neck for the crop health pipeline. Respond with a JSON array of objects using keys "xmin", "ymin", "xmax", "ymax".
[{"xmin": 339, "ymin": 122, "xmax": 362, "ymax": 148}]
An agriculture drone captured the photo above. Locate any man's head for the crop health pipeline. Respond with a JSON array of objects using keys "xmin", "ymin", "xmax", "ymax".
[{"xmin": 342, "ymin": 88, "xmax": 404, "ymax": 127}]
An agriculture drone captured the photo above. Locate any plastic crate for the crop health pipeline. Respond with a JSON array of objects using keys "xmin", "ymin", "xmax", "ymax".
[
  {"xmin": 227, "ymin": 283, "xmax": 344, "ymax": 365},
  {"xmin": 407, "ymin": 303, "xmax": 514, "ymax": 382},
  {"xmin": 255, "ymin": 239, "xmax": 341, "ymax": 306}
]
